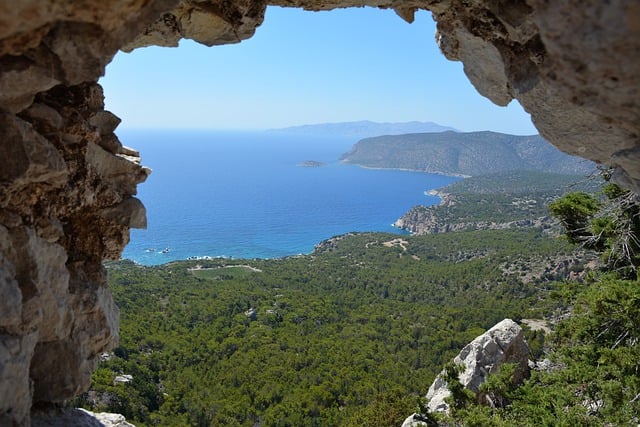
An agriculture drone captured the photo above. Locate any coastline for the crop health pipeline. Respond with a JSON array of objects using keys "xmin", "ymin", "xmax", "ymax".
[
  {"xmin": 392, "ymin": 189, "xmax": 454, "ymax": 232},
  {"xmin": 122, "ymin": 132, "xmax": 461, "ymax": 266},
  {"xmin": 423, "ymin": 189, "xmax": 451, "ymax": 202},
  {"xmin": 341, "ymin": 160, "xmax": 472, "ymax": 179}
]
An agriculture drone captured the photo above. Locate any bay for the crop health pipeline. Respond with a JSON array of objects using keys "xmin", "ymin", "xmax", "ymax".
[{"xmin": 119, "ymin": 130, "xmax": 459, "ymax": 265}]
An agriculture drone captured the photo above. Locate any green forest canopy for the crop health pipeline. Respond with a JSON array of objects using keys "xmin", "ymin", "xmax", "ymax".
[{"xmin": 77, "ymin": 172, "xmax": 640, "ymax": 426}]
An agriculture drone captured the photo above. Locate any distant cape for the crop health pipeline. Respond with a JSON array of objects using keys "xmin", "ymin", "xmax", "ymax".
[
  {"xmin": 340, "ymin": 130, "xmax": 596, "ymax": 177},
  {"xmin": 267, "ymin": 120, "xmax": 457, "ymax": 139}
]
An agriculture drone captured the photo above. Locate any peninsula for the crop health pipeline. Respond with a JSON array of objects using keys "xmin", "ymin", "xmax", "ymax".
[{"xmin": 340, "ymin": 131, "xmax": 595, "ymax": 177}]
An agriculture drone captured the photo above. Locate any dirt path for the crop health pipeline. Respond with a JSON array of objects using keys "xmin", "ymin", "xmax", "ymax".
[{"xmin": 521, "ymin": 318, "xmax": 552, "ymax": 334}]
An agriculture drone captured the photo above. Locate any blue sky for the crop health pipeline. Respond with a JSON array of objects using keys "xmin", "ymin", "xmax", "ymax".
[{"xmin": 101, "ymin": 6, "xmax": 537, "ymax": 135}]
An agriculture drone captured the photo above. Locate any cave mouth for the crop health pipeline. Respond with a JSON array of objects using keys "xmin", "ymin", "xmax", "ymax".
[{"xmin": 1, "ymin": 1, "xmax": 638, "ymax": 425}]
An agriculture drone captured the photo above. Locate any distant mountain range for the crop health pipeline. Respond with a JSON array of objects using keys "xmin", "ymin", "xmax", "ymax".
[
  {"xmin": 340, "ymin": 131, "xmax": 595, "ymax": 176},
  {"xmin": 268, "ymin": 120, "xmax": 456, "ymax": 139}
]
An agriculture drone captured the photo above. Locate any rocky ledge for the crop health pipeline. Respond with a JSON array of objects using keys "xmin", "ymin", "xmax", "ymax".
[{"xmin": 394, "ymin": 192, "xmax": 558, "ymax": 235}]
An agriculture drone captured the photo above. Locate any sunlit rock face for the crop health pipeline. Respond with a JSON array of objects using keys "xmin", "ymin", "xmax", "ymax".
[
  {"xmin": 401, "ymin": 319, "xmax": 530, "ymax": 426},
  {"xmin": 0, "ymin": 0, "xmax": 638, "ymax": 424},
  {"xmin": 425, "ymin": 318, "xmax": 530, "ymax": 414}
]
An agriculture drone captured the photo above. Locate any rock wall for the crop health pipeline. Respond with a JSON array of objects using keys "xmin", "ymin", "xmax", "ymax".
[
  {"xmin": 0, "ymin": 0, "xmax": 638, "ymax": 425},
  {"xmin": 394, "ymin": 201, "xmax": 556, "ymax": 235},
  {"xmin": 0, "ymin": 82, "xmax": 149, "ymax": 425}
]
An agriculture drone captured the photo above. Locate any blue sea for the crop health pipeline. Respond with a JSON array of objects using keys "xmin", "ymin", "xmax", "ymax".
[{"xmin": 119, "ymin": 130, "xmax": 459, "ymax": 265}]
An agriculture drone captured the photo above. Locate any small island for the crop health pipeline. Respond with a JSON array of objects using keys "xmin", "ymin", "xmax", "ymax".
[{"xmin": 297, "ymin": 160, "xmax": 327, "ymax": 168}]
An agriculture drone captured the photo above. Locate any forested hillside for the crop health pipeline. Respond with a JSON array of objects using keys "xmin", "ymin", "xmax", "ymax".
[
  {"xmin": 340, "ymin": 131, "xmax": 594, "ymax": 176},
  {"xmin": 436, "ymin": 179, "xmax": 640, "ymax": 426},
  {"xmin": 441, "ymin": 170, "xmax": 598, "ymax": 195},
  {"xmin": 78, "ymin": 227, "xmax": 579, "ymax": 426},
  {"xmin": 395, "ymin": 171, "xmax": 602, "ymax": 235},
  {"xmin": 76, "ymin": 173, "xmax": 640, "ymax": 427}
]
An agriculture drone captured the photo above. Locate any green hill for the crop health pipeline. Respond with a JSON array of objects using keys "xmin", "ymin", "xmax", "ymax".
[
  {"xmin": 442, "ymin": 170, "xmax": 600, "ymax": 195},
  {"xmin": 340, "ymin": 131, "xmax": 595, "ymax": 176}
]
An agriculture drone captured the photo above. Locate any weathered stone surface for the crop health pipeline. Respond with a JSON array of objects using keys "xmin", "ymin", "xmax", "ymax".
[
  {"xmin": 98, "ymin": 197, "xmax": 147, "ymax": 229},
  {"xmin": 402, "ymin": 320, "xmax": 531, "ymax": 425},
  {"xmin": 24, "ymin": 229, "xmax": 71, "ymax": 343},
  {"xmin": 0, "ymin": 112, "xmax": 68, "ymax": 189},
  {"xmin": 32, "ymin": 408, "xmax": 137, "ymax": 427},
  {"xmin": 0, "ymin": 68, "xmax": 147, "ymax": 427},
  {"xmin": 89, "ymin": 111, "xmax": 122, "ymax": 136},
  {"xmin": 0, "ymin": 332, "xmax": 38, "ymax": 426},
  {"xmin": 31, "ymin": 264, "xmax": 119, "ymax": 403},
  {"xmin": 0, "ymin": 0, "xmax": 637, "ymax": 425},
  {"xmin": 86, "ymin": 141, "xmax": 149, "ymax": 196},
  {"xmin": 0, "ymin": 55, "xmax": 61, "ymax": 113},
  {"xmin": 21, "ymin": 102, "xmax": 65, "ymax": 132},
  {"xmin": 401, "ymin": 413, "xmax": 431, "ymax": 427},
  {"xmin": 0, "ymin": 226, "xmax": 22, "ymax": 328},
  {"xmin": 123, "ymin": 0, "xmax": 269, "ymax": 50},
  {"xmin": 425, "ymin": 319, "xmax": 530, "ymax": 414}
]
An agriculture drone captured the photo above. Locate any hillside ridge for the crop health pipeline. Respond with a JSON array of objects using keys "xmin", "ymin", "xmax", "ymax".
[{"xmin": 341, "ymin": 131, "xmax": 595, "ymax": 176}]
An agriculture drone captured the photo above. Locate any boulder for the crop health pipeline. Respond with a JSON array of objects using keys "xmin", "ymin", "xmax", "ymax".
[
  {"xmin": 425, "ymin": 318, "xmax": 530, "ymax": 414},
  {"xmin": 32, "ymin": 408, "xmax": 136, "ymax": 427},
  {"xmin": 401, "ymin": 413, "xmax": 432, "ymax": 427}
]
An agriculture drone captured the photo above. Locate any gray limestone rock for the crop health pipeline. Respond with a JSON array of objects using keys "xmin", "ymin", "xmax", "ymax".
[
  {"xmin": 401, "ymin": 413, "xmax": 432, "ymax": 427},
  {"xmin": 425, "ymin": 318, "xmax": 530, "ymax": 414},
  {"xmin": 32, "ymin": 408, "xmax": 136, "ymax": 427}
]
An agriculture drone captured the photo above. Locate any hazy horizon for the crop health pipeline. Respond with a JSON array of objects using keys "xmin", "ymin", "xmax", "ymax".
[{"xmin": 115, "ymin": 120, "xmax": 540, "ymax": 137}]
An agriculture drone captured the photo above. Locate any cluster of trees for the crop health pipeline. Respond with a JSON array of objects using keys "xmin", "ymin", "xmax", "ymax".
[
  {"xmin": 549, "ymin": 180, "xmax": 640, "ymax": 276},
  {"xmin": 443, "ymin": 178, "xmax": 640, "ymax": 426}
]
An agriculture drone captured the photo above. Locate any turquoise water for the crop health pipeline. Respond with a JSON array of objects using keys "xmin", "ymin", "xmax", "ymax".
[{"xmin": 119, "ymin": 130, "xmax": 459, "ymax": 265}]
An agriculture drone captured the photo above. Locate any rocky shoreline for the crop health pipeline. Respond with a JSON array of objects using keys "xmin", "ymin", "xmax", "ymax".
[{"xmin": 393, "ymin": 190, "xmax": 559, "ymax": 236}]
